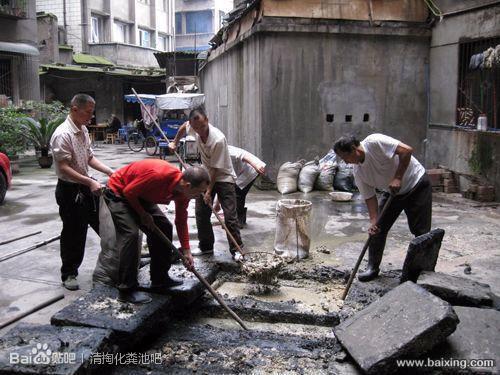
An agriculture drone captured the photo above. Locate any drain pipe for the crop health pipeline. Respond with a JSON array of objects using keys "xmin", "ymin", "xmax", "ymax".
[{"xmin": 423, "ymin": 57, "xmax": 430, "ymax": 167}]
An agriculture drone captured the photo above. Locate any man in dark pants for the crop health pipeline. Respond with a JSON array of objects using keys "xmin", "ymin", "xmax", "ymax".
[
  {"xmin": 50, "ymin": 94, "xmax": 114, "ymax": 290},
  {"xmin": 105, "ymin": 160, "xmax": 209, "ymax": 304},
  {"xmin": 214, "ymin": 145, "xmax": 266, "ymax": 227},
  {"xmin": 168, "ymin": 106, "xmax": 244, "ymax": 260},
  {"xmin": 333, "ymin": 133, "xmax": 432, "ymax": 282}
]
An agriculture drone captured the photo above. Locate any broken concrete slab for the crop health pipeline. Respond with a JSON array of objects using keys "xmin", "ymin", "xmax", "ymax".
[
  {"xmin": 334, "ymin": 281, "xmax": 459, "ymax": 375},
  {"xmin": 431, "ymin": 306, "xmax": 500, "ymax": 374},
  {"xmin": 418, "ymin": 271, "xmax": 494, "ymax": 307},
  {"xmin": 137, "ymin": 257, "xmax": 219, "ymax": 307},
  {"xmin": 51, "ymin": 283, "xmax": 171, "ymax": 350},
  {"xmin": 110, "ymin": 319, "xmax": 348, "ymax": 374},
  {"xmin": 0, "ymin": 323, "xmax": 111, "ymax": 375},
  {"xmin": 401, "ymin": 228, "xmax": 445, "ymax": 283}
]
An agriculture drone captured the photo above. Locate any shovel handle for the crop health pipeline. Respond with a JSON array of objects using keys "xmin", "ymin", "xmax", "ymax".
[
  {"xmin": 341, "ymin": 194, "xmax": 395, "ymax": 300},
  {"xmin": 151, "ymin": 223, "xmax": 249, "ymax": 330}
]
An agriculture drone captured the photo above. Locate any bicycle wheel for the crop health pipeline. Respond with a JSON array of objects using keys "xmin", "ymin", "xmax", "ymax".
[
  {"xmin": 128, "ymin": 133, "xmax": 144, "ymax": 152},
  {"xmin": 145, "ymin": 136, "xmax": 158, "ymax": 156}
]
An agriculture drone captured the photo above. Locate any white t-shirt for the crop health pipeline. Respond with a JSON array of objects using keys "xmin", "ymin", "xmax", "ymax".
[
  {"xmin": 228, "ymin": 145, "xmax": 266, "ymax": 190},
  {"xmin": 354, "ymin": 134, "xmax": 425, "ymax": 199},
  {"xmin": 186, "ymin": 123, "xmax": 236, "ymax": 183}
]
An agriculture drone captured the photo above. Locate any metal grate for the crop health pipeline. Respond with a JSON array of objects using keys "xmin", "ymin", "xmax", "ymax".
[
  {"xmin": 0, "ymin": 0, "xmax": 28, "ymax": 19},
  {"xmin": 0, "ymin": 58, "xmax": 12, "ymax": 99},
  {"xmin": 457, "ymin": 37, "xmax": 500, "ymax": 130}
]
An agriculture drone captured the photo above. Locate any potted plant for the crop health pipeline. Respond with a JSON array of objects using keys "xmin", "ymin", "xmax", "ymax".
[{"xmin": 20, "ymin": 116, "xmax": 65, "ymax": 168}]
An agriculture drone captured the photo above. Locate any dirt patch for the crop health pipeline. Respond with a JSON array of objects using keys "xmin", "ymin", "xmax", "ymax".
[{"xmin": 88, "ymin": 297, "xmax": 136, "ymax": 320}]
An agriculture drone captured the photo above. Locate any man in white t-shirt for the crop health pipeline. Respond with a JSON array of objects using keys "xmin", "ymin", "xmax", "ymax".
[
  {"xmin": 333, "ymin": 134, "xmax": 432, "ymax": 282},
  {"xmin": 214, "ymin": 146, "xmax": 266, "ymax": 227},
  {"xmin": 169, "ymin": 106, "xmax": 244, "ymax": 260}
]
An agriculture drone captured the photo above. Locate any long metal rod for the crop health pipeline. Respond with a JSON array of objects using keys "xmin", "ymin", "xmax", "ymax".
[
  {"xmin": 151, "ymin": 223, "xmax": 248, "ymax": 330},
  {"xmin": 0, "ymin": 235, "xmax": 60, "ymax": 263},
  {"xmin": 0, "ymin": 293, "xmax": 64, "ymax": 329},
  {"xmin": 341, "ymin": 195, "xmax": 395, "ymax": 300},
  {"xmin": 131, "ymin": 88, "xmax": 246, "ymax": 257},
  {"xmin": 0, "ymin": 231, "xmax": 42, "ymax": 246}
]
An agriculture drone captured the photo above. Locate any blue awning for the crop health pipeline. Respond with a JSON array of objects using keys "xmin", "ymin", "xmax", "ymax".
[{"xmin": 124, "ymin": 94, "xmax": 156, "ymax": 105}]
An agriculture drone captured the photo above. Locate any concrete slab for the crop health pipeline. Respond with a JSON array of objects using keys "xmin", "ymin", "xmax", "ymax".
[
  {"xmin": 50, "ymin": 284, "xmax": 171, "ymax": 349},
  {"xmin": 334, "ymin": 281, "xmax": 459, "ymax": 375},
  {"xmin": 401, "ymin": 228, "xmax": 445, "ymax": 283},
  {"xmin": 0, "ymin": 322, "xmax": 111, "ymax": 375},
  {"xmin": 199, "ymin": 280, "xmax": 342, "ymax": 326},
  {"xmin": 431, "ymin": 306, "xmax": 500, "ymax": 374},
  {"xmin": 109, "ymin": 319, "xmax": 350, "ymax": 374},
  {"xmin": 418, "ymin": 271, "xmax": 494, "ymax": 307}
]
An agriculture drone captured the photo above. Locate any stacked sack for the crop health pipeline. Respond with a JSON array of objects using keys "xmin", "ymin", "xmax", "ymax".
[{"xmin": 276, "ymin": 150, "xmax": 357, "ymax": 194}]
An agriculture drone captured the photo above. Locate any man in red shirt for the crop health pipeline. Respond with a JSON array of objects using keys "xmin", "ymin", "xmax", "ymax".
[{"xmin": 105, "ymin": 159, "xmax": 209, "ymax": 304}]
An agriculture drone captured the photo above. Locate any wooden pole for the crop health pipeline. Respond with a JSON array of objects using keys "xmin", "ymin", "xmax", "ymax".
[{"xmin": 0, "ymin": 231, "xmax": 42, "ymax": 246}]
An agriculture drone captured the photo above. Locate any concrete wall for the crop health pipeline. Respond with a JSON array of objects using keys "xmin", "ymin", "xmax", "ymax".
[
  {"xmin": 427, "ymin": 3, "xmax": 500, "ymax": 198},
  {"xmin": 37, "ymin": 14, "xmax": 60, "ymax": 64},
  {"xmin": 201, "ymin": 18, "xmax": 430, "ymax": 178},
  {"xmin": 89, "ymin": 43, "xmax": 160, "ymax": 66}
]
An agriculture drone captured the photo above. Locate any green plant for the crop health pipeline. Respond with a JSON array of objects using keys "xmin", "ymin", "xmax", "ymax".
[
  {"xmin": 468, "ymin": 137, "xmax": 493, "ymax": 177},
  {"xmin": 19, "ymin": 116, "xmax": 66, "ymax": 157},
  {"xmin": 0, "ymin": 107, "xmax": 28, "ymax": 156},
  {"xmin": 22, "ymin": 100, "xmax": 68, "ymax": 122}
]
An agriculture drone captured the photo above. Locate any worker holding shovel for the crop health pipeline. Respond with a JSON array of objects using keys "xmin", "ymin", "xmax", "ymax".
[
  {"xmin": 103, "ymin": 160, "xmax": 209, "ymax": 304},
  {"xmin": 169, "ymin": 106, "xmax": 245, "ymax": 261},
  {"xmin": 333, "ymin": 134, "xmax": 432, "ymax": 282}
]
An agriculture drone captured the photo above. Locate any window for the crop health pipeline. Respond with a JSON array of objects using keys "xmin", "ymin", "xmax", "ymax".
[
  {"xmin": 139, "ymin": 29, "xmax": 151, "ymax": 48},
  {"xmin": 90, "ymin": 16, "xmax": 101, "ymax": 43},
  {"xmin": 175, "ymin": 12, "xmax": 183, "ymax": 35},
  {"xmin": 457, "ymin": 37, "xmax": 500, "ymax": 129},
  {"xmin": 0, "ymin": 59, "xmax": 12, "ymax": 99},
  {"xmin": 157, "ymin": 35, "xmax": 167, "ymax": 51},
  {"xmin": 186, "ymin": 11, "xmax": 212, "ymax": 34},
  {"xmin": 114, "ymin": 21, "xmax": 128, "ymax": 44}
]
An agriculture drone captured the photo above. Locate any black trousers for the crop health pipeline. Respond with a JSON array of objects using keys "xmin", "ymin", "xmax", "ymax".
[
  {"xmin": 370, "ymin": 174, "xmax": 433, "ymax": 256},
  {"xmin": 195, "ymin": 181, "xmax": 243, "ymax": 254},
  {"xmin": 235, "ymin": 177, "xmax": 257, "ymax": 224},
  {"xmin": 105, "ymin": 191, "xmax": 173, "ymax": 290},
  {"xmin": 55, "ymin": 179, "xmax": 99, "ymax": 282}
]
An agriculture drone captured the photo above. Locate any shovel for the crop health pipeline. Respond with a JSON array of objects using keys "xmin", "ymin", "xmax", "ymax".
[{"xmin": 341, "ymin": 194, "xmax": 395, "ymax": 300}]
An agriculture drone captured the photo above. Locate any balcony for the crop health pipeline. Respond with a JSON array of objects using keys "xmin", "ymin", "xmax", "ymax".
[{"xmin": 0, "ymin": 0, "xmax": 28, "ymax": 19}]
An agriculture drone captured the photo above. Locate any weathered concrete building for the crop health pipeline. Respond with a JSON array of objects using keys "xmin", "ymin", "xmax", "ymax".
[
  {"xmin": 200, "ymin": 0, "xmax": 431, "ymax": 178},
  {"xmin": 36, "ymin": 0, "xmax": 176, "ymax": 67},
  {"xmin": 427, "ymin": 0, "xmax": 500, "ymax": 198},
  {"xmin": 0, "ymin": 1, "xmax": 40, "ymax": 103},
  {"xmin": 175, "ymin": 0, "xmax": 233, "ymax": 51}
]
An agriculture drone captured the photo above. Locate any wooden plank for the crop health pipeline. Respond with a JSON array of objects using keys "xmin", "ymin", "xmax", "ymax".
[{"xmin": 262, "ymin": 0, "xmax": 370, "ymax": 21}]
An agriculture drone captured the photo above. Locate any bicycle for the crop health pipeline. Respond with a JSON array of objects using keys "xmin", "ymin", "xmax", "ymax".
[{"xmin": 127, "ymin": 131, "xmax": 158, "ymax": 155}]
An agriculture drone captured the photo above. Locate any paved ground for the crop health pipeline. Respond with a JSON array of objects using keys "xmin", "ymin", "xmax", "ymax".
[{"xmin": 1, "ymin": 142, "xmax": 499, "ymax": 338}]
